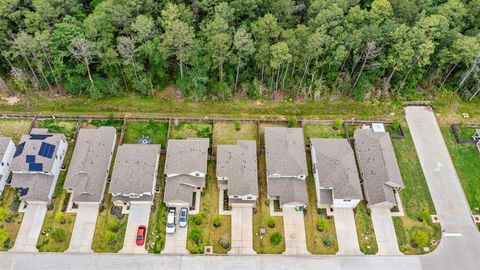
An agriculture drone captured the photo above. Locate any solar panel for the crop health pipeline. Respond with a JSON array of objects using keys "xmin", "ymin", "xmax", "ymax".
[
  {"xmin": 30, "ymin": 134, "xmax": 53, "ymax": 140},
  {"xmin": 14, "ymin": 142, "xmax": 25, "ymax": 157},
  {"xmin": 29, "ymin": 163, "xmax": 43, "ymax": 172},
  {"xmin": 39, "ymin": 142, "xmax": 56, "ymax": 158},
  {"xmin": 20, "ymin": 188, "xmax": 29, "ymax": 196},
  {"xmin": 26, "ymin": 155, "xmax": 36, "ymax": 163}
]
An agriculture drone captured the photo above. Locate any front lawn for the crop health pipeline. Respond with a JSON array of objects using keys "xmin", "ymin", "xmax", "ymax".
[
  {"xmin": 187, "ymin": 162, "xmax": 231, "ymax": 254},
  {"xmin": 441, "ymin": 127, "xmax": 480, "ymax": 215},
  {"xmin": 123, "ymin": 120, "xmax": 168, "ymax": 147},
  {"xmin": 36, "ymin": 145, "xmax": 75, "ymax": 252},
  {"xmin": 0, "ymin": 186, "xmax": 23, "ymax": 251},
  {"xmin": 392, "ymin": 126, "xmax": 441, "ymax": 254},
  {"xmin": 146, "ymin": 156, "xmax": 167, "ymax": 253},
  {"xmin": 0, "ymin": 119, "xmax": 32, "ymax": 143},
  {"xmin": 252, "ymin": 153, "xmax": 285, "ymax": 254},
  {"xmin": 213, "ymin": 122, "xmax": 258, "ymax": 147},
  {"xmin": 169, "ymin": 122, "xmax": 213, "ymax": 141},
  {"xmin": 354, "ymin": 201, "xmax": 378, "ymax": 254},
  {"xmin": 37, "ymin": 119, "xmax": 78, "ymax": 141}
]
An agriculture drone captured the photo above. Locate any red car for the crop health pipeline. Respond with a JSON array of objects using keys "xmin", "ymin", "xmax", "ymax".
[{"xmin": 136, "ymin": 225, "xmax": 146, "ymax": 246}]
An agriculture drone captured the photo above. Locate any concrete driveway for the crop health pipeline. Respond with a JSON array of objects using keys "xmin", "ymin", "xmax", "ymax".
[
  {"xmin": 282, "ymin": 206, "xmax": 309, "ymax": 255},
  {"xmin": 10, "ymin": 203, "xmax": 47, "ymax": 252},
  {"xmin": 163, "ymin": 206, "xmax": 188, "ymax": 254},
  {"xmin": 229, "ymin": 206, "xmax": 255, "ymax": 255},
  {"xmin": 333, "ymin": 208, "xmax": 362, "ymax": 255},
  {"xmin": 119, "ymin": 203, "xmax": 151, "ymax": 254},
  {"xmin": 370, "ymin": 207, "xmax": 401, "ymax": 255},
  {"xmin": 67, "ymin": 204, "xmax": 99, "ymax": 253}
]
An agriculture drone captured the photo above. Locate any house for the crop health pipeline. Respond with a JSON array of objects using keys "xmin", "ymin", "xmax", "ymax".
[
  {"xmin": 163, "ymin": 139, "xmax": 209, "ymax": 208},
  {"xmin": 353, "ymin": 129, "xmax": 404, "ymax": 208},
  {"xmin": 0, "ymin": 136, "xmax": 16, "ymax": 195},
  {"xmin": 217, "ymin": 140, "xmax": 258, "ymax": 206},
  {"xmin": 64, "ymin": 127, "xmax": 116, "ymax": 208},
  {"xmin": 310, "ymin": 138, "xmax": 362, "ymax": 209},
  {"xmin": 109, "ymin": 144, "xmax": 160, "ymax": 208},
  {"xmin": 264, "ymin": 127, "xmax": 308, "ymax": 208},
  {"xmin": 10, "ymin": 129, "xmax": 68, "ymax": 204}
]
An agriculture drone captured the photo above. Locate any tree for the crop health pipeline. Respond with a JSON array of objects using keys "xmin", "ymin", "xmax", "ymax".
[
  {"xmin": 161, "ymin": 20, "xmax": 195, "ymax": 79},
  {"xmin": 233, "ymin": 28, "xmax": 255, "ymax": 90},
  {"xmin": 68, "ymin": 37, "xmax": 97, "ymax": 86},
  {"xmin": 203, "ymin": 15, "xmax": 231, "ymax": 82},
  {"xmin": 352, "ymin": 41, "xmax": 381, "ymax": 89}
]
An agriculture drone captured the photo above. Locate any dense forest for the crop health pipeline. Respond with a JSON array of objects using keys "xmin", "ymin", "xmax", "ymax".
[{"xmin": 0, "ymin": 0, "xmax": 479, "ymax": 101}]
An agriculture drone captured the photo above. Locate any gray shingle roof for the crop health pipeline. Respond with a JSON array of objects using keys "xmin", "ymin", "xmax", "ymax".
[
  {"xmin": 264, "ymin": 127, "xmax": 308, "ymax": 177},
  {"xmin": 311, "ymin": 138, "xmax": 362, "ymax": 201},
  {"xmin": 268, "ymin": 177, "xmax": 308, "ymax": 206},
  {"xmin": 64, "ymin": 127, "xmax": 116, "ymax": 203},
  {"xmin": 165, "ymin": 139, "xmax": 209, "ymax": 175},
  {"xmin": 10, "ymin": 173, "xmax": 53, "ymax": 202},
  {"xmin": 109, "ymin": 144, "xmax": 160, "ymax": 197},
  {"xmin": 353, "ymin": 129, "xmax": 404, "ymax": 206},
  {"xmin": 163, "ymin": 175, "xmax": 201, "ymax": 205},
  {"xmin": 216, "ymin": 140, "xmax": 258, "ymax": 197},
  {"xmin": 0, "ymin": 136, "xmax": 12, "ymax": 159},
  {"xmin": 11, "ymin": 132, "xmax": 66, "ymax": 173}
]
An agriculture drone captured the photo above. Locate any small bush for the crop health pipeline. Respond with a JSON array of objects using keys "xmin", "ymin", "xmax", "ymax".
[
  {"xmin": 410, "ymin": 230, "xmax": 429, "ymax": 248},
  {"xmin": 107, "ymin": 220, "xmax": 120, "ymax": 232},
  {"xmin": 0, "ymin": 207, "xmax": 10, "ymax": 222},
  {"xmin": 213, "ymin": 215, "xmax": 222, "ymax": 227},
  {"xmin": 0, "ymin": 228, "xmax": 9, "ymax": 245},
  {"xmin": 333, "ymin": 119, "xmax": 343, "ymax": 130},
  {"xmin": 54, "ymin": 212, "xmax": 66, "ymax": 224},
  {"xmin": 104, "ymin": 231, "xmax": 117, "ymax": 245},
  {"xmin": 322, "ymin": 234, "xmax": 334, "ymax": 247},
  {"xmin": 316, "ymin": 217, "xmax": 327, "ymax": 232},
  {"xmin": 189, "ymin": 227, "xmax": 202, "ymax": 244},
  {"xmin": 234, "ymin": 120, "xmax": 241, "ymax": 131},
  {"xmin": 391, "ymin": 119, "xmax": 401, "ymax": 131},
  {"xmin": 267, "ymin": 217, "xmax": 276, "ymax": 228},
  {"xmin": 51, "ymin": 228, "xmax": 66, "ymax": 243},
  {"xmin": 288, "ymin": 117, "xmax": 297, "ymax": 127},
  {"xmin": 269, "ymin": 232, "xmax": 283, "ymax": 245},
  {"xmin": 191, "ymin": 215, "xmax": 204, "ymax": 226}
]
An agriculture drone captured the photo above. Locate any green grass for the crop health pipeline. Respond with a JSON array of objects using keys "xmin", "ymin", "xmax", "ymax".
[
  {"xmin": 91, "ymin": 192, "xmax": 128, "ymax": 253},
  {"xmin": 304, "ymin": 154, "xmax": 338, "ymax": 254},
  {"xmin": 441, "ymin": 127, "xmax": 480, "ymax": 215},
  {"xmin": 456, "ymin": 126, "xmax": 478, "ymax": 141},
  {"xmin": 213, "ymin": 122, "xmax": 258, "ymax": 147},
  {"xmin": 392, "ymin": 126, "xmax": 441, "ymax": 254},
  {"xmin": 187, "ymin": 162, "xmax": 231, "ymax": 254},
  {"xmin": 37, "ymin": 119, "xmax": 78, "ymax": 141},
  {"xmin": 37, "ymin": 144, "xmax": 75, "ymax": 252},
  {"xmin": 124, "ymin": 120, "xmax": 168, "ymax": 147},
  {"xmin": 303, "ymin": 124, "xmax": 345, "ymax": 140},
  {"xmin": 252, "ymin": 153, "xmax": 285, "ymax": 254},
  {"xmin": 0, "ymin": 119, "xmax": 32, "ymax": 143},
  {"xmin": 82, "ymin": 118, "xmax": 124, "ymax": 132},
  {"xmin": 146, "ymin": 156, "xmax": 167, "ymax": 253},
  {"xmin": 0, "ymin": 186, "xmax": 24, "ymax": 251},
  {"xmin": 170, "ymin": 122, "xmax": 213, "ymax": 141},
  {"xmin": 354, "ymin": 201, "xmax": 378, "ymax": 254}
]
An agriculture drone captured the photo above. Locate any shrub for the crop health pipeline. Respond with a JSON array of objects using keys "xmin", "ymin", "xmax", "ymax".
[
  {"xmin": 316, "ymin": 217, "xmax": 327, "ymax": 232},
  {"xmin": 0, "ymin": 228, "xmax": 9, "ymax": 245},
  {"xmin": 108, "ymin": 220, "xmax": 120, "ymax": 232},
  {"xmin": 288, "ymin": 116, "xmax": 297, "ymax": 127},
  {"xmin": 189, "ymin": 227, "xmax": 202, "ymax": 244},
  {"xmin": 267, "ymin": 217, "xmax": 276, "ymax": 228},
  {"xmin": 104, "ymin": 231, "xmax": 117, "ymax": 245},
  {"xmin": 411, "ymin": 230, "xmax": 429, "ymax": 247},
  {"xmin": 0, "ymin": 207, "xmax": 10, "ymax": 222},
  {"xmin": 391, "ymin": 119, "xmax": 401, "ymax": 131},
  {"xmin": 51, "ymin": 228, "xmax": 66, "ymax": 243},
  {"xmin": 191, "ymin": 215, "xmax": 203, "ymax": 226},
  {"xmin": 234, "ymin": 120, "xmax": 241, "ymax": 131},
  {"xmin": 333, "ymin": 119, "xmax": 343, "ymax": 130},
  {"xmin": 213, "ymin": 215, "xmax": 222, "ymax": 227},
  {"xmin": 322, "ymin": 235, "xmax": 334, "ymax": 247},
  {"xmin": 269, "ymin": 232, "xmax": 282, "ymax": 245},
  {"xmin": 54, "ymin": 212, "xmax": 66, "ymax": 224}
]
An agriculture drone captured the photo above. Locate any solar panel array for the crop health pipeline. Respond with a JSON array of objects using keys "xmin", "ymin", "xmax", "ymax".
[
  {"xmin": 29, "ymin": 163, "xmax": 43, "ymax": 172},
  {"xmin": 39, "ymin": 142, "xmax": 56, "ymax": 158},
  {"xmin": 30, "ymin": 134, "xmax": 53, "ymax": 140},
  {"xmin": 14, "ymin": 142, "xmax": 25, "ymax": 158}
]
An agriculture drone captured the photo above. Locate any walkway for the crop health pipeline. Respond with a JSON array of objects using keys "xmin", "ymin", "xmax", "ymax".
[
  {"xmin": 370, "ymin": 207, "xmax": 401, "ymax": 255},
  {"xmin": 333, "ymin": 208, "xmax": 362, "ymax": 255},
  {"xmin": 10, "ymin": 203, "xmax": 47, "ymax": 252},
  {"xmin": 405, "ymin": 106, "xmax": 480, "ymax": 270},
  {"xmin": 67, "ymin": 204, "xmax": 99, "ymax": 253},
  {"xmin": 229, "ymin": 206, "xmax": 255, "ymax": 255},
  {"xmin": 283, "ymin": 206, "xmax": 308, "ymax": 255}
]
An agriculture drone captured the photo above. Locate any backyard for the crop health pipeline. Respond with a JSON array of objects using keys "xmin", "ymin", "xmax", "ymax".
[
  {"xmin": 123, "ymin": 120, "xmax": 168, "ymax": 147},
  {"xmin": 0, "ymin": 186, "xmax": 23, "ymax": 251},
  {"xmin": 37, "ymin": 119, "xmax": 78, "ymax": 141},
  {"xmin": 212, "ymin": 122, "xmax": 258, "ymax": 149},
  {"xmin": 81, "ymin": 118, "xmax": 124, "ymax": 132},
  {"xmin": 36, "ymin": 145, "xmax": 76, "ymax": 252},
  {"xmin": 186, "ymin": 162, "xmax": 231, "ymax": 254},
  {"xmin": 441, "ymin": 127, "xmax": 480, "ymax": 216},
  {"xmin": 169, "ymin": 122, "xmax": 213, "ymax": 141},
  {"xmin": 0, "ymin": 119, "xmax": 32, "ymax": 143}
]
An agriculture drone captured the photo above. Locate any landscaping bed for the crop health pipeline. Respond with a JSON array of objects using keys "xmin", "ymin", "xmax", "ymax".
[
  {"xmin": 354, "ymin": 201, "xmax": 378, "ymax": 254},
  {"xmin": 123, "ymin": 120, "xmax": 168, "ymax": 147},
  {"xmin": 0, "ymin": 119, "xmax": 32, "ymax": 143},
  {"xmin": 37, "ymin": 119, "xmax": 78, "ymax": 141},
  {"xmin": 187, "ymin": 162, "xmax": 231, "ymax": 254},
  {"xmin": 0, "ymin": 186, "xmax": 23, "ymax": 251}
]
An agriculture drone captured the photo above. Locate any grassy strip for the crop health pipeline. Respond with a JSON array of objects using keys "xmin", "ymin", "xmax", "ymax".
[
  {"xmin": 36, "ymin": 144, "xmax": 75, "ymax": 252},
  {"xmin": 441, "ymin": 127, "xmax": 480, "ymax": 215},
  {"xmin": 392, "ymin": 126, "xmax": 441, "ymax": 254},
  {"xmin": 354, "ymin": 201, "xmax": 378, "ymax": 254},
  {"xmin": 0, "ymin": 186, "xmax": 23, "ymax": 251},
  {"xmin": 187, "ymin": 162, "xmax": 231, "ymax": 254}
]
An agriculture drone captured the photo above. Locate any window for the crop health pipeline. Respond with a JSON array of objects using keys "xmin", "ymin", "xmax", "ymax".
[
  {"xmin": 247, "ymin": 196, "xmax": 252, "ymax": 200},
  {"xmin": 233, "ymin": 196, "xmax": 239, "ymax": 198},
  {"xmin": 343, "ymin": 199, "xmax": 351, "ymax": 202}
]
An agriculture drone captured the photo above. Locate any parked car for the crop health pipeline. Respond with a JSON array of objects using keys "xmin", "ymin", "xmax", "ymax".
[
  {"xmin": 179, "ymin": 207, "xmax": 189, "ymax": 228},
  {"xmin": 166, "ymin": 208, "xmax": 176, "ymax": 234},
  {"xmin": 136, "ymin": 225, "xmax": 146, "ymax": 246}
]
